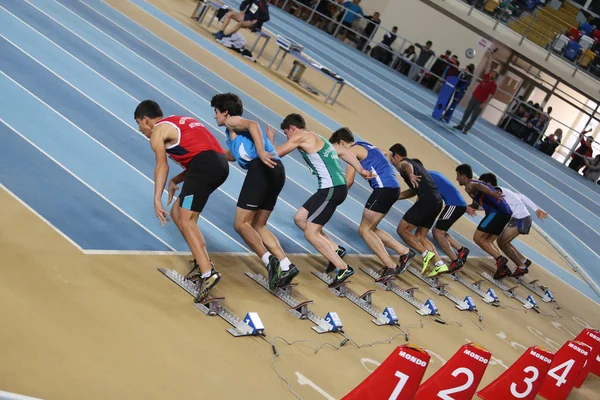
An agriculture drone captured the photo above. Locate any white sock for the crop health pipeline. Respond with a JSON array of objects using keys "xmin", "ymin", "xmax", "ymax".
[
  {"xmin": 261, "ymin": 252, "xmax": 272, "ymax": 266},
  {"xmin": 422, "ymin": 250, "xmax": 429, "ymax": 258},
  {"xmin": 201, "ymin": 270, "xmax": 211, "ymax": 278},
  {"xmin": 434, "ymin": 261, "xmax": 444, "ymax": 267},
  {"xmin": 280, "ymin": 258, "xmax": 292, "ymax": 271}
]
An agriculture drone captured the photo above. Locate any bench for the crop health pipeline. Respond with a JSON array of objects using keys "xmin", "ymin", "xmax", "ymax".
[
  {"xmin": 191, "ymin": 0, "xmax": 272, "ymax": 60},
  {"xmin": 268, "ymin": 37, "xmax": 345, "ymax": 105}
]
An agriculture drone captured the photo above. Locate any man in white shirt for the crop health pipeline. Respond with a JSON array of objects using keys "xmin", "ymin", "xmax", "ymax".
[{"xmin": 478, "ymin": 173, "xmax": 548, "ymax": 277}]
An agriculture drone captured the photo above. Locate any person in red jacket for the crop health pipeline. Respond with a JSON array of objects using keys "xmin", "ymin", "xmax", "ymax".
[
  {"xmin": 454, "ymin": 49, "xmax": 498, "ymax": 134},
  {"xmin": 568, "ymin": 130, "xmax": 594, "ymax": 173},
  {"xmin": 135, "ymin": 100, "xmax": 229, "ymax": 303}
]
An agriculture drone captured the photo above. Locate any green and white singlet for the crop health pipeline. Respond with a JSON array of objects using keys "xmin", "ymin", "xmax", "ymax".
[{"xmin": 298, "ymin": 134, "xmax": 346, "ymax": 189}]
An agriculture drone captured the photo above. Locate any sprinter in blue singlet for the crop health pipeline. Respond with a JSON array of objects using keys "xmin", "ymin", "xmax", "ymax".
[
  {"xmin": 455, "ymin": 163, "xmax": 513, "ymax": 279},
  {"xmin": 329, "ymin": 128, "xmax": 414, "ymax": 279}
]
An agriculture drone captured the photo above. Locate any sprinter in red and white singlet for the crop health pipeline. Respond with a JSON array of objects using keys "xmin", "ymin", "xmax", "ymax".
[{"xmin": 135, "ymin": 100, "xmax": 229, "ymax": 302}]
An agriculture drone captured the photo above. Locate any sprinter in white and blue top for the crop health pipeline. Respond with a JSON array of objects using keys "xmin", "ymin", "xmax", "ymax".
[
  {"xmin": 212, "ymin": 93, "xmax": 298, "ymax": 291},
  {"xmin": 329, "ymin": 128, "xmax": 414, "ymax": 279}
]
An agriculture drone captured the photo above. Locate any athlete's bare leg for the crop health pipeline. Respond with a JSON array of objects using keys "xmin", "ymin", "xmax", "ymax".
[{"xmin": 171, "ymin": 200, "xmax": 212, "ymax": 274}]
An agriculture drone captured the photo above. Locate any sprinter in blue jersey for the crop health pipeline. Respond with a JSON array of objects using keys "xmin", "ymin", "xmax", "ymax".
[
  {"xmin": 329, "ymin": 128, "xmax": 414, "ymax": 279},
  {"xmin": 455, "ymin": 164, "xmax": 513, "ymax": 279},
  {"xmin": 412, "ymin": 160, "xmax": 469, "ymax": 274},
  {"xmin": 211, "ymin": 93, "xmax": 297, "ymax": 290}
]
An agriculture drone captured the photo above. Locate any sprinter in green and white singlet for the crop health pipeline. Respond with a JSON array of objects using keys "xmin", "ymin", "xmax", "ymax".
[{"xmin": 269, "ymin": 113, "xmax": 373, "ymax": 288}]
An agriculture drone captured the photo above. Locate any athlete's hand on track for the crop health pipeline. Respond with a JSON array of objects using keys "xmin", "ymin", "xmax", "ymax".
[
  {"xmin": 466, "ymin": 206, "xmax": 477, "ymax": 217},
  {"xmin": 167, "ymin": 180, "xmax": 179, "ymax": 206},
  {"xmin": 536, "ymin": 209, "xmax": 549, "ymax": 221},
  {"xmin": 154, "ymin": 200, "xmax": 170, "ymax": 227},
  {"xmin": 259, "ymin": 149, "xmax": 278, "ymax": 168},
  {"xmin": 408, "ymin": 173, "xmax": 421, "ymax": 188}
]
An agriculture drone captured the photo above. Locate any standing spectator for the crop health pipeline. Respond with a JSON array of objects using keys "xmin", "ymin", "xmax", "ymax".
[
  {"xmin": 395, "ymin": 44, "xmax": 416, "ymax": 75},
  {"xmin": 453, "ymin": 50, "xmax": 498, "ymax": 134},
  {"xmin": 537, "ymin": 128, "xmax": 563, "ymax": 156},
  {"xmin": 358, "ymin": 11, "xmax": 381, "ymax": 51},
  {"xmin": 381, "ymin": 26, "xmax": 398, "ymax": 47},
  {"xmin": 568, "ymin": 131, "xmax": 594, "ymax": 172},
  {"xmin": 423, "ymin": 50, "xmax": 451, "ymax": 89},
  {"xmin": 408, "ymin": 41, "xmax": 435, "ymax": 80},
  {"xmin": 338, "ymin": 0, "xmax": 364, "ymax": 41},
  {"xmin": 370, "ymin": 26, "xmax": 397, "ymax": 65}
]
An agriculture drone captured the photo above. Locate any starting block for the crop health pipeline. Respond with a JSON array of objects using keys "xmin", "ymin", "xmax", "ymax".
[
  {"xmin": 479, "ymin": 271, "xmax": 538, "ymax": 311},
  {"xmin": 514, "ymin": 277, "xmax": 556, "ymax": 303},
  {"xmin": 245, "ymin": 272, "xmax": 336, "ymax": 334},
  {"xmin": 448, "ymin": 272, "xmax": 499, "ymax": 305},
  {"xmin": 158, "ymin": 268, "xmax": 263, "ymax": 337},
  {"xmin": 407, "ymin": 267, "xmax": 476, "ymax": 313},
  {"xmin": 360, "ymin": 267, "xmax": 438, "ymax": 316},
  {"xmin": 311, "ymin": 271, "xmax": 397, "ymax": 326}
]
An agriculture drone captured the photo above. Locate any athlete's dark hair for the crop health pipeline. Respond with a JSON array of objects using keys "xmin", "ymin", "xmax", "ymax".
[
  {"xmin": 134, "ymin": 100, "xmax": 163, "ymax": 120},
  {"xmin": 329, "ymin": 127, "xmax": 354, "ymax": 144},
  {"xmin": 281, "ymin": 113, "xmax": 306, "ymax": 130},
  {"xmin": 455, "ymin": 164, "xmax": 473, "ymax": 179},
  {"xmin": 412, "ymin": 158, "xmax": 423, "ymax": 166},
  {"xmin": 389, "ymin": 143, "xmax": 407, "ymax": 157},
  {"xmin": 211, "ymin": 93, "xmax": 244, "ymax": 116},
  {"xmin": 479, "ymin": 172, "xmax": 498, "ymax": 187}
]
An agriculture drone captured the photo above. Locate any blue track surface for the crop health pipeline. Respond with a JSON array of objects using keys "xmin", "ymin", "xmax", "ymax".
[{"xmin": 0, "ymin": 0, "xmax": 597, "ymax": 301}]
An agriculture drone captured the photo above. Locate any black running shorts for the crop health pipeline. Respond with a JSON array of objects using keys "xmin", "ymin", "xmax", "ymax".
[
  {"xmin": 237, "ymin": 159, "xmax": 286, "ymax": 211},
  {"xmin": 402, "ymin": 196, "xmax": 443, "ymax": 229},
  {"xmin": 365, "ymin": 187, "xmax": 401, "ymax": 215},
  {"xmin": 302, "ymin": 185, "xmax": 348, "ymax": 226},
  {"xmin": 477, "ymin": 212, "xmax": 512, "ymax": 236},
  {"xmin": 179, "ymin": 151, "xmax": 229, "ymax": 213},
  {"xmin": 434, "ymin": 205, "xmax": 467, "ymax": 231},
  {"xmin": 507, "ymin": 215, "xmax": 532, "ymax": 235}
]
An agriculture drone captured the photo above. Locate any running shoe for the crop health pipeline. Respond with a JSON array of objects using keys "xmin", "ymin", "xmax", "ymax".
[
  {"xmin": 493, "ymin": 257, "xmax": 511, "ymax": 280},
  {"xmin": 524, "ymin": 259, "xmax": 532, "ymax": 268},
  {"xmin": 510, "ymin": 267, "xmax": 529, "ymax": 278},
  {"xmin": 267, "ymin": 255, "xmax": 282, "ymax": 291},
  {"xmin": 325, "ymin": 246, "xmax": 347, "ymax": 274},
  {"xmin": 457, "ymin": 247, "xmax": 470, "ymax": 264},
  {"xmin": 447, "ymin": 259, "xmax": 465, "ymax": 274},
  {"xmin": 399, "ymin": 249, "xmax": 416, "ymax": 269},
  {"xmin": 421, "ymin": 250, "xmax": 435, "ymax": 274},
  {"xmin": 194, "ymin": 270, "xmax": 221, "ymax": 303},
  {"xmin": 428, "ymin": 264, "xmax": 449, "ymax": 278},
  {"xmin": 279, "ymin": 264, "xmax": 300, "ymax": 286},
  {"xmin": 378, "ymin": 265, "xmax": 402, "ymax": 280},
  {"xmin": 329, "ymin": 266, "xmax": 354, "ymax": 288},
  {"xmin": 185, "ymin": 259, "xmax": 215, "ymax": 284}
]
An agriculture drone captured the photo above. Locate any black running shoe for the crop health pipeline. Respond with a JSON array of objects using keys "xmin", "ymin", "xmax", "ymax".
[
  {"xmin": 185, "ymin": 259, "xmax": 215, "ymax": 284},
  {"xmin": 329, "ymin": 266, "xmax": 354, "ymax": 288},
  {"xmin": 457, "ymin": 247, "xmax": 470, "ymax": 264},
  {"xmin": 524, "ymin": 259, "xmax": 532, "ymax": 268},
  {"xmin": 194, "ymin": 270, "xmax": 221, "ymax": 303},
  {"xmin": 325, "ymin": 246, "xmax": 347, "ymax": 274},
  {"xmin": 447, "ymin": 259, "xmax": 465, "ymax": 274},
  {"xmin": 279, "ymin": 264, "xmax": 300, "ymax": 286},
  {"xmin": 267, "ymin": 255, "xmax": 282, "ymax": 291},
  {"xmin": 379, "ymin": 265, "xmax": 402, "ymax": 280},
  {"xmin": 399, "ymin": 249, "xmax": 416, "ymax": 269},
  {"xmin": 510, "ymin": 267, "xmax": 529, "ymax": 278}
]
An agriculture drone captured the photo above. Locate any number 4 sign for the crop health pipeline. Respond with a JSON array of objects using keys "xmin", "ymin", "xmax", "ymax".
[
  {"xmin": 342, "ymin": 344, "xmax": 430, "ymax": 400},
  {"xmin": 414, "ymin": 343, "xmax": 491, "ymax": 400},
  {"xmin": 477, "ymin": 346, "xmax": 554, "ymax": 400},
  {"xmin": 538, "ymin": 340, "xmax": 591, "ymax": 400}
]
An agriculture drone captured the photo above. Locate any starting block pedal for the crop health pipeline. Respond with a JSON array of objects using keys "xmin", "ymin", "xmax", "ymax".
[
  {"xmin": 514, "ymin": 277, "xmax": 556, "ymax": 303},
  {"xmin": 311, "ymin": 271, "xmax": 397, "ymax": 326},
  {"xmin": 360, "ymin": 267, "xmax": 438, "ymax": 316},
  {"xmin": 407, "ymin": 267, "xmax": 474, "ymax": 313},
  {"xmin": 158, "ymin": 268, "xmax": 262, "ymax": 337},
  {"xmin": 479, "ymin": 271, "xmax": 538, "ymax": 311},
  {"xmin": 245, "ymin": 272, "xmax": 336, "ymax": 334},
  {"xmin": 448, "ymin": 272, "xmax": 499, "ymax": 305}
]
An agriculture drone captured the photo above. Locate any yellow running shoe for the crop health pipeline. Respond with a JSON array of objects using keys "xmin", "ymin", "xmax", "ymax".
[
  {"xmin": 421, "ymin": 251, "xmax": 435, "ymax": 274},
  {"xmin": 427, "ymin": 264, "xmax": 449, "ymax": 278}
]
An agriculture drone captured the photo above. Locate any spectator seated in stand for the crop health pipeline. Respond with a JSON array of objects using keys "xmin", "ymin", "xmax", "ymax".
[
  {"xmin": 370, "ymin": 26, "xmax": 398, "ymax": 65},
  {"xmin": 536, "ymin": 128, "xmax": 563, "ymax": 156},
  {"xmin": 505, "ymin": 103, "xmax": 529, "ymax": 137},
  {"xmin": 395, "ymin": 44, "xmax": 416, "ymax": 75},
  {"xmin": 582, "ymin": 154, "xmax": 600, "ymax": 183},
  {"xmin": 522, "ymin": 112, "xmax": 549, "ymax": 146},
  {"xmin": 214, "ymin": 0, "xmax": 270, "ymax": 40},
  {"xmin": 213, "ymin": 7, "xmax": 257, "ymax": 61}
]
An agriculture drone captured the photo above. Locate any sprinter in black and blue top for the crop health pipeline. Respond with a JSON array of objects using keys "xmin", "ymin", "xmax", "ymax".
[{"xmin": 329, "ymin": 128, "xmax": 414, "ymax": 279}]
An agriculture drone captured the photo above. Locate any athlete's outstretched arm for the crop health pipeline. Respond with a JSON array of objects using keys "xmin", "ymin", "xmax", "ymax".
[
  {"xmin": 470, "ymin": 181, "xmax": 503, "ymax": 201},
  {"xmin": 335, "ymin": 145, "xmax": 373, "ymax": 180},
  {"xmin": 150, "ymin": 124, "xmax": 170, "ymax": 227},
  {"xmin": 345, "ymin": 164, "xmax": 356, "ymax": 189},
  {"xmin": 273, "ymin": 134, "xmax": 302, "ymax": 157},
  {"xmin": 399, "ymin": 160, "xmax": 420, "ymax": 188}
]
